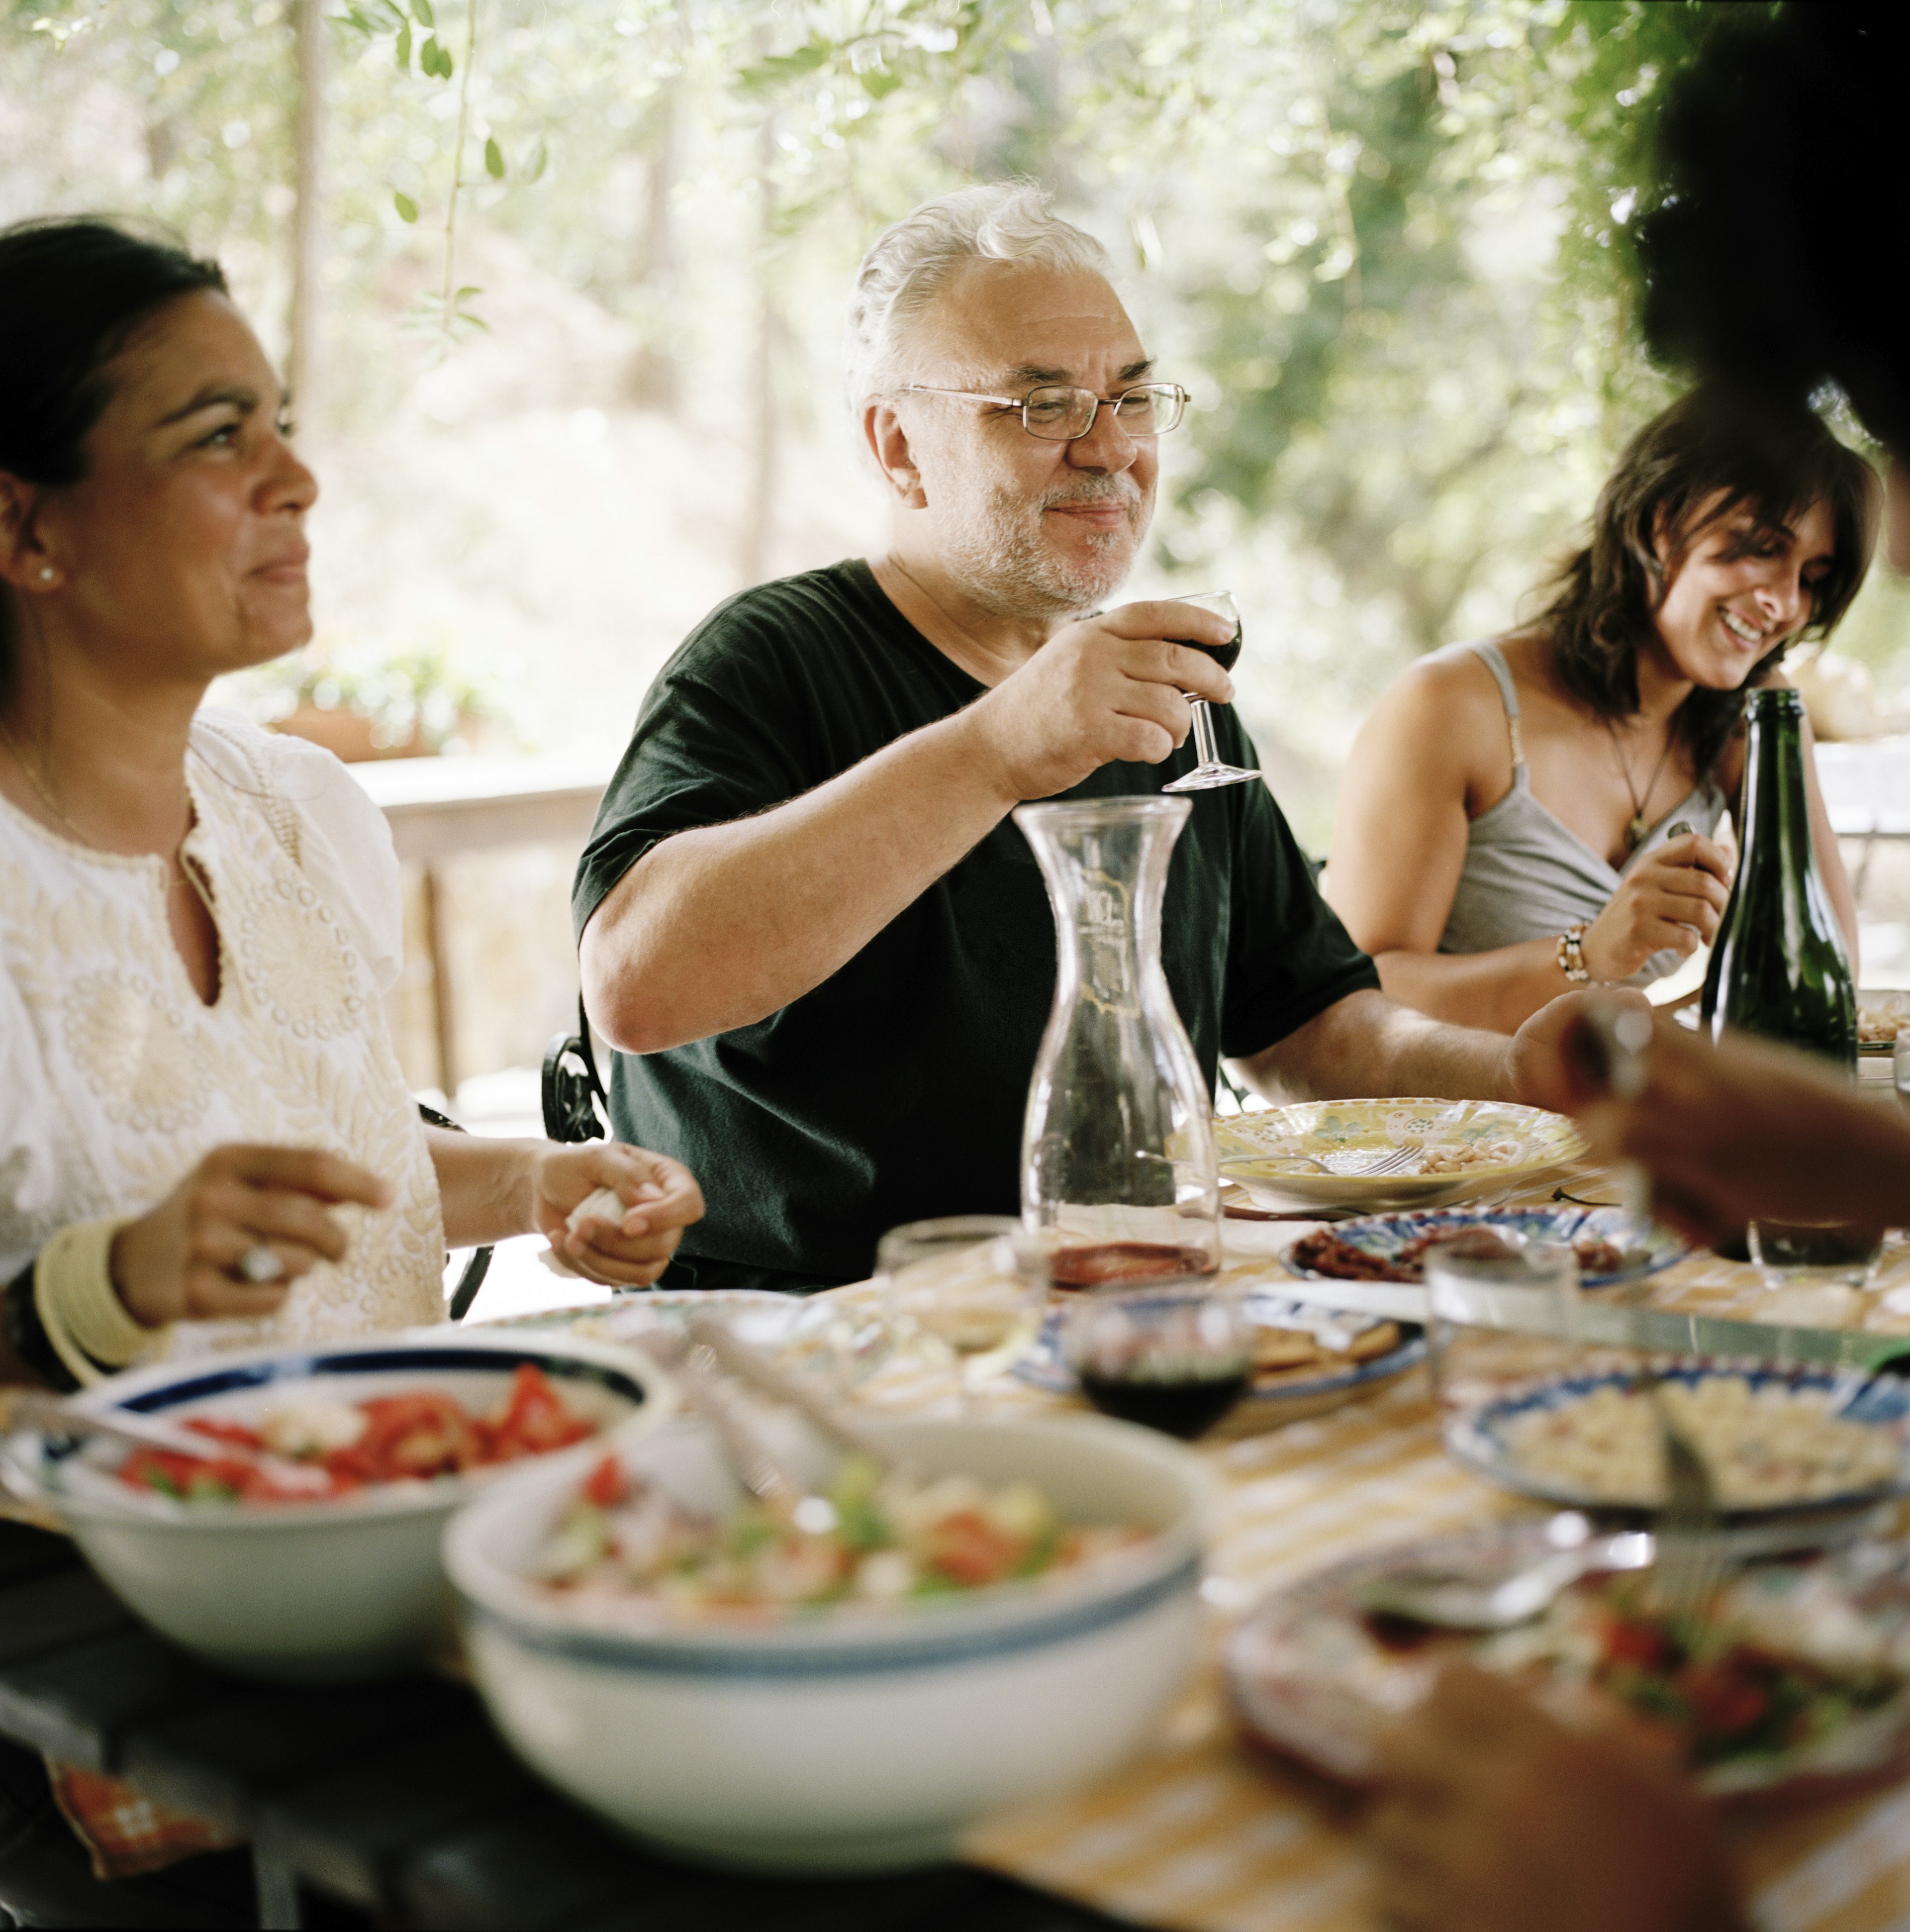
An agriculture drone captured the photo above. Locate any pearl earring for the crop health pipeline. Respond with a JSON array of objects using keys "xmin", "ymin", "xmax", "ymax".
[{"xmin": 37, "ymin": 567, "xmax": 54, "ymax": 583}]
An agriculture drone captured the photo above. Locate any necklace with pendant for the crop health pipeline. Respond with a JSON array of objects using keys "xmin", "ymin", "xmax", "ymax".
[{"xmin": 1605, "ymin": 716, "xmax": 1677, "ymax": 852}]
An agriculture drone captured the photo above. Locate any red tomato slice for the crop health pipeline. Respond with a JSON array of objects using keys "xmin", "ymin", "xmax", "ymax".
[
  {"xmin": 581, "ymin": 1453, "xmax": 627, "ymax": 1509},
  {"xmin": 923, "ymin": 1510, "xmax": 1025, "ymax": 1588},
  {"xmin": 491, "ymin": 1364, "xmax": 594, "ymax": 1460}
]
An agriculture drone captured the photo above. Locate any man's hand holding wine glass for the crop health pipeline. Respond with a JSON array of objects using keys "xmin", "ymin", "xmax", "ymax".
[{"xmin": 959, "ymin": 598, "xmax": 1238, "ymax": 803}]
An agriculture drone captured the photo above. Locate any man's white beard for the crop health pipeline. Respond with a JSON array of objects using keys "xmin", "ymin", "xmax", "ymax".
[{"xmin": 938, "ymin": 473, "xmax": 1148, "ymax": 618}]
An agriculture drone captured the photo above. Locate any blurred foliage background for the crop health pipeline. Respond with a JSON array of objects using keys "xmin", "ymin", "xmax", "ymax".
[{"xmin": 4, "ymin": 0, "xmax": 1906, "ymax": 850}]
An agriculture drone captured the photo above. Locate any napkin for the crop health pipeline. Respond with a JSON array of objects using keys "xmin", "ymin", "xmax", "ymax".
[{"xmin": 538, "ymin": 1185, "xmax": 628, "ymax": 1278}]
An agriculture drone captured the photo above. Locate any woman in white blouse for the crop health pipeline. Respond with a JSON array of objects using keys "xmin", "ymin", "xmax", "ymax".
[{"xmin": 0, "ymin": 217, "xmax": 702, "ymax": 1388}]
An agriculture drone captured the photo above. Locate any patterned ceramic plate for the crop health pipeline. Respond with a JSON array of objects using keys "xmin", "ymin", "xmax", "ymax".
[
  {"xmin": 1228, "ymin": 1522, "xmax": 1910, "ymax": 1798},
  {"xmin": 1281, "ymin": 1205, "xmax": 1687, "ymax": 1291},
  {"xmin": 1215, "ymin": 1098, "xmax": 1587, "ymax": 1213},
  {"xmin": 1015, "ymin": 1287, "xmax": 1427, "ymax": 1437},
  {"xmin": 1447, "ymin": 1363, "xmax": 1910, "ymax": 1522}
]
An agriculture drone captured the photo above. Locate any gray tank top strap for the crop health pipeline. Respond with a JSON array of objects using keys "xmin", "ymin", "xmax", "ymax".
[{"xmin": 1467, "ymin": 641, "xmax": 1528, "ymax": 773}]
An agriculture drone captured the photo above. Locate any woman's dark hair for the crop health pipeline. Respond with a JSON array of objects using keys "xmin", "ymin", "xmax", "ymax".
[
  {"xmin": 1638, "ymin": 5, "xmax": 1910, "ymax": 459},
  {"xmin": 0, "ymin": 217, "xmax": 227, "ymax": 690},
  {"xmin": 1536, "ymin": 384, "xmax": 1877, "ymax": 777}
]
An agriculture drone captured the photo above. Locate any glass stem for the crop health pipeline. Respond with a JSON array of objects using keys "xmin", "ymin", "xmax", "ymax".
[{"xmin": 1189, "ymin": 699, "xmax": 1221, "ymax": 770}]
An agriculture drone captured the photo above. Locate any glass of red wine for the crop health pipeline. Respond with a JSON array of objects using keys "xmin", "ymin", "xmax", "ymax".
[
  {"xmin": 1060, "ymin": 1286, "xmax": 1253, "ymax": 1439},
  {"xmin": 1161, "ymin": 590, "xmax": 1256, "ymax": 794}
]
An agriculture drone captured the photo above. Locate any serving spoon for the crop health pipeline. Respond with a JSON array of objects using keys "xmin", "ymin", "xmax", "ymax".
[
  {"xmin": 1357, "ymin": 1526, "xmax": 1653, "ymax": 1631},
  {"xmin": 4, "ymin": 1390, "xmax": 325, "ymax": 1489}
]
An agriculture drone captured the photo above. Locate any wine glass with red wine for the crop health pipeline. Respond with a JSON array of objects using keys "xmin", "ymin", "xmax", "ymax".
[
  {"xmin": 1060, "ymin": 1287, "xmax": 1253, "ymax": 1439},
  {"xmin": 1161, "ymin": 590, "xmax": 1257, "ymax": 794}
]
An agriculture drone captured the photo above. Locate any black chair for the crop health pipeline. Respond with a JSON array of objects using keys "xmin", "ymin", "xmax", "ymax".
[
  {"xmin": 417, "ymin": 1103, "xmax": 494, "ymax": 1322},
  {"xmin": 541, "ymin": 994, "xmax": 610, "ymax": 1145}
]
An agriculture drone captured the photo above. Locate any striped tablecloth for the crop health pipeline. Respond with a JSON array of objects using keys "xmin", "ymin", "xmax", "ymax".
[{"xmin": 830, "ymin": 1168, "xmax": 1910, "ymax": 1932}]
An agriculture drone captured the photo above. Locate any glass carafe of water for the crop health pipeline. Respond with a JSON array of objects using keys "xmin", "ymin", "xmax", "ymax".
[{"xmin": 1013, "ymin": 796, "xmax": 1221, "ymax": 1289}]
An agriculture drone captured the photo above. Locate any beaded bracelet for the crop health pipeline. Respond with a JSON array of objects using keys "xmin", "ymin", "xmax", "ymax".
[{"xmin": 1556, "ymin": 923, "xmax": 1592, "ymax": 984}]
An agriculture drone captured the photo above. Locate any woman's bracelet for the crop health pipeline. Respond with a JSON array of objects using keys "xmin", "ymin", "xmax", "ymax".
[{"xmin": 1557, "ymin": 923, "xmax": 1593, "ymax": 984}]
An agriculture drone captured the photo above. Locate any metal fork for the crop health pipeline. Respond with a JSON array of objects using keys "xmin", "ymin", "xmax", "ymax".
[
  {"xmin": 1637, "ymin": 1366, "xmax": 1728, "ymax": 1620},
  {"xmin": 1279, "ymin": 1143, "xmax": 1423, "ymax": 1179}
]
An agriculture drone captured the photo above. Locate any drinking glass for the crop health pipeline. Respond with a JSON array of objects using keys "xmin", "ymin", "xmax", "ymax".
[
  {"xmin": 1060, "ymin": 1286, "xmax": 1252, "ymax": 1438},
  {"xmin": 1894, "ymin": 1028, "xmax": 1910, "ymax": 1112},
  {"xmin": 1160, "ymin": 591, "xmax": 1258, "ymax": 794},
  {"xmin": 876, "ymin": 1216, "xmax": 1046, "ymax": 1406},
  {"xmin": 1745, "ymin": 1220, "xmax": 1883, "ymax": 1289},
  {"xmin": 1426, "ymin": 1241, "xmax": 1586, "ymax": 1451}
]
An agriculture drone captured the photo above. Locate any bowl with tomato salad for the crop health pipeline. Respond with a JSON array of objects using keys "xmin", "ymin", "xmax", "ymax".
[{"xmin": 0, "ymin": 1329, "xmax": 672, "ymax": 1682}]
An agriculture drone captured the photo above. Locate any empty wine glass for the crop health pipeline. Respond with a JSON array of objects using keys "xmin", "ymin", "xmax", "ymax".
[
  {"xmin": 876, "ymin": 1216, "xmax": 1047, "ymax": 1407},
  {"xmin": 1161, "ymin": 591, "xmax": 1257, "ymax": 794}
]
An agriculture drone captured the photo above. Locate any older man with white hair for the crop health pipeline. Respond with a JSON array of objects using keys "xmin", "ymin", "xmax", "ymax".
[{"xmin": 574, "ymin": 182, "xmax": 1583, "ymax": 1292}]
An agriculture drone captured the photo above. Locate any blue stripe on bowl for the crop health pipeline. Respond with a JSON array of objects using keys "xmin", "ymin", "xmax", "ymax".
[
  {"xmin": 111, "ymin": 1349, "xmax": 648, "ymax": 1416},
  {"xmin": 465, "ymin": 1551, "xmax": 1202, "ymax": 1679}
]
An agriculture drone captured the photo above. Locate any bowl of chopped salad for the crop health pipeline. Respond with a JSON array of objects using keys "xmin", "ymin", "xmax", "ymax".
[
  {"xmin": 0, "ymin": 1329, "xmax": 671, "ymax": 1682},
  {"xmin": 443, "ymin": 1411, "xmax": 1208, "ymax": 1873}
]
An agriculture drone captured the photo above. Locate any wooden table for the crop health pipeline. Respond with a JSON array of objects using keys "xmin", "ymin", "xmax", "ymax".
[
  {"xmin": 344, "ymin": 756, "xmax": 614, "ymax": 1097},
  {"xmin": 0, "ymin": 1519, "xmax": 1131, "ymax": 1930}
]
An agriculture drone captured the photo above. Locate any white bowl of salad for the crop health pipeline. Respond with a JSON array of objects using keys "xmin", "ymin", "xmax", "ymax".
[
  {"xmin": 443, "ymin": 1411, "xmax": 1208, "ymax": 1873},
  {"xmin": 0, "ymin": 1329, "xmax": 671, "ymax": 1682}
]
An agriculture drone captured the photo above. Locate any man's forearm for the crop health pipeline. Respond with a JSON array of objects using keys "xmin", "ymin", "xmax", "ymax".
[
  {"xmin": 581, "ymin": 711, "xmax": 1017, "ymax": 1054},
  {"xmin": 1236, "ymin": 988, "xmax": 1517, "ymax": 1105}
]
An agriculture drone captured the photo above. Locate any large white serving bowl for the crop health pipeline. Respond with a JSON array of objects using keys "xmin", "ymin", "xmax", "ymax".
[
  {"xmin": 0, "ymin": 1329, "xmax": 671, "ymax": 1683},
  {"xmin": 444, "ymin": 1412, "xmax": 1208, "ymax": 1874}
]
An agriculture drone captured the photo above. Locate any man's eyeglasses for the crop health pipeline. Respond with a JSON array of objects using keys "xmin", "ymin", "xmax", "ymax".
[{"xmin": 900, "ymin": 382, "xmax": 1189, "ymax": 442}]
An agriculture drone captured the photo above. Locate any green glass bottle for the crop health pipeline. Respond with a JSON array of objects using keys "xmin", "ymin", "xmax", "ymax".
[{"xmin": 1701, "ymin": 687, "xmax": 1856, "ymax": 1066}]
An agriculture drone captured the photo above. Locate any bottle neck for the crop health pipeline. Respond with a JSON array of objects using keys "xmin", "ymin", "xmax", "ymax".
[{"xmin": 1737, "ymin": 700, "xmax": 1814, "ymax": 884}]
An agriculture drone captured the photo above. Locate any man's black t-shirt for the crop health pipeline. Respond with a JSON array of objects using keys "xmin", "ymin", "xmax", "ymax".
[{"xmin": 573, "ymin": 559, "xmax": 1378, "ymax": 1291}]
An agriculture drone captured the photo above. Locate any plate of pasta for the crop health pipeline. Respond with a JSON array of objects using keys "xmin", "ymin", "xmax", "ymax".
[
  {"xmin": 1446, "ymin": 1364, "xmax": 1910, "ymax": 1521},
  {"xmin": 1215, "ymin": 1099, "xmax": 1586, "ymax": 1213}
]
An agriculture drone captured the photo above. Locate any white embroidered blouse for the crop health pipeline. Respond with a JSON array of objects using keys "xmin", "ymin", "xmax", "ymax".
[{"xmin": 0, "ymin": 710, "xmax": 447, "ymax": 1358}]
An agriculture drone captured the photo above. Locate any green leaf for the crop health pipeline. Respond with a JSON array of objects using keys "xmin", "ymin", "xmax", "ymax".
[
  {"xmin": 483, "ymin": 135, "xmax": 504, "ymax": 179},
  {"xmin": 738, "ymin": 37, "xmax": 832, "ymax": 95},
  {"xmin": 523, "ymin": 136, "xmax": 548, "ymax": 184},
  {"xmin": 860, "ymin": 64, "xmax": 903, "ymax": 99},
  {"xmin": 393, "ymin": 190, "xmax": 419, "ymax": 222},
  {"xmin": 394, "ymin": 19, "xmax": 410, "ymax": 67},
  {"xmin": 410, "ymin": 0, "xmax": 433, "ymax": 22}
]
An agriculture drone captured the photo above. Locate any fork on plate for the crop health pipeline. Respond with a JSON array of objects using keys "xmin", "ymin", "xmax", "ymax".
[
  {"xmin": 1279, "ymin": 1143, "xmax": 1423, "ymax": 1180},
  {"xmin": 1637, "ymin": 1364, "xmax": 1728, "ymax": 1620}
]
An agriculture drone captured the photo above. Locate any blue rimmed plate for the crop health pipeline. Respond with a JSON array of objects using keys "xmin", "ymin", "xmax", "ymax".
[
  {"xmin": 1281, "ymin": 1204, "xmax": 1687, "ymax": 1290},
  {"xmin": 1448, "ymin": 1362, "xmax": 1910, "ymax": 1522},
  {"xmin": 1015, "ymin": 1288, "xmax": 1427, "ymax": 1435}
]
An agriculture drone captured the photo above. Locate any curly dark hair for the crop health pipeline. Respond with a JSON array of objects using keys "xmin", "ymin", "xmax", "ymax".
[
  {"xmin": 0, "ymin": 217, "xmax": 227, "ymax": 696},
  {"xmin": 1535, "ymin": 384, "xmax": 1877, "ymax": 777},
  {"xmin": 1638, "ymin": 5, "xmax": 1910, "ymax": 458}
]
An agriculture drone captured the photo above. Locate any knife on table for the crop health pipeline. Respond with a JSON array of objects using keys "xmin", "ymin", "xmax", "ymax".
[{"xmin": 1251, "ymin": 1273, "xmax": 1910, "ymax": 1375}]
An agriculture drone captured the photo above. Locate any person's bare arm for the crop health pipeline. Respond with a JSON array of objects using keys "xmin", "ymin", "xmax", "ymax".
[
  {"xmin": 580, "ymin": 602, "xmax": 1235, "ymax": 1055},
  {"xmin": 1324, "ymin": 653, "xmax": 1509, "ymax": 1021},
  {"xmin": 425, "ymin": 1129, "xmax": 703, "ymax": 1289},
  {"xmin": 1231, "ymin": 985, "xmax": 1594, "ymax": 1111}
]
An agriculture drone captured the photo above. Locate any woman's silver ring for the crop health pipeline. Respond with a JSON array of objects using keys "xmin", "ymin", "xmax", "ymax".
[{"xmin": 237, "ymin": 1245, "xmax": 286, "ymax": 1285}]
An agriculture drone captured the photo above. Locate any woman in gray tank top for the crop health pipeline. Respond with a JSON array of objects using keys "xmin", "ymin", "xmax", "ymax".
[{"xmin": 1325, "ymin": 387, "xmax": 1875, "ymax": 1033}]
